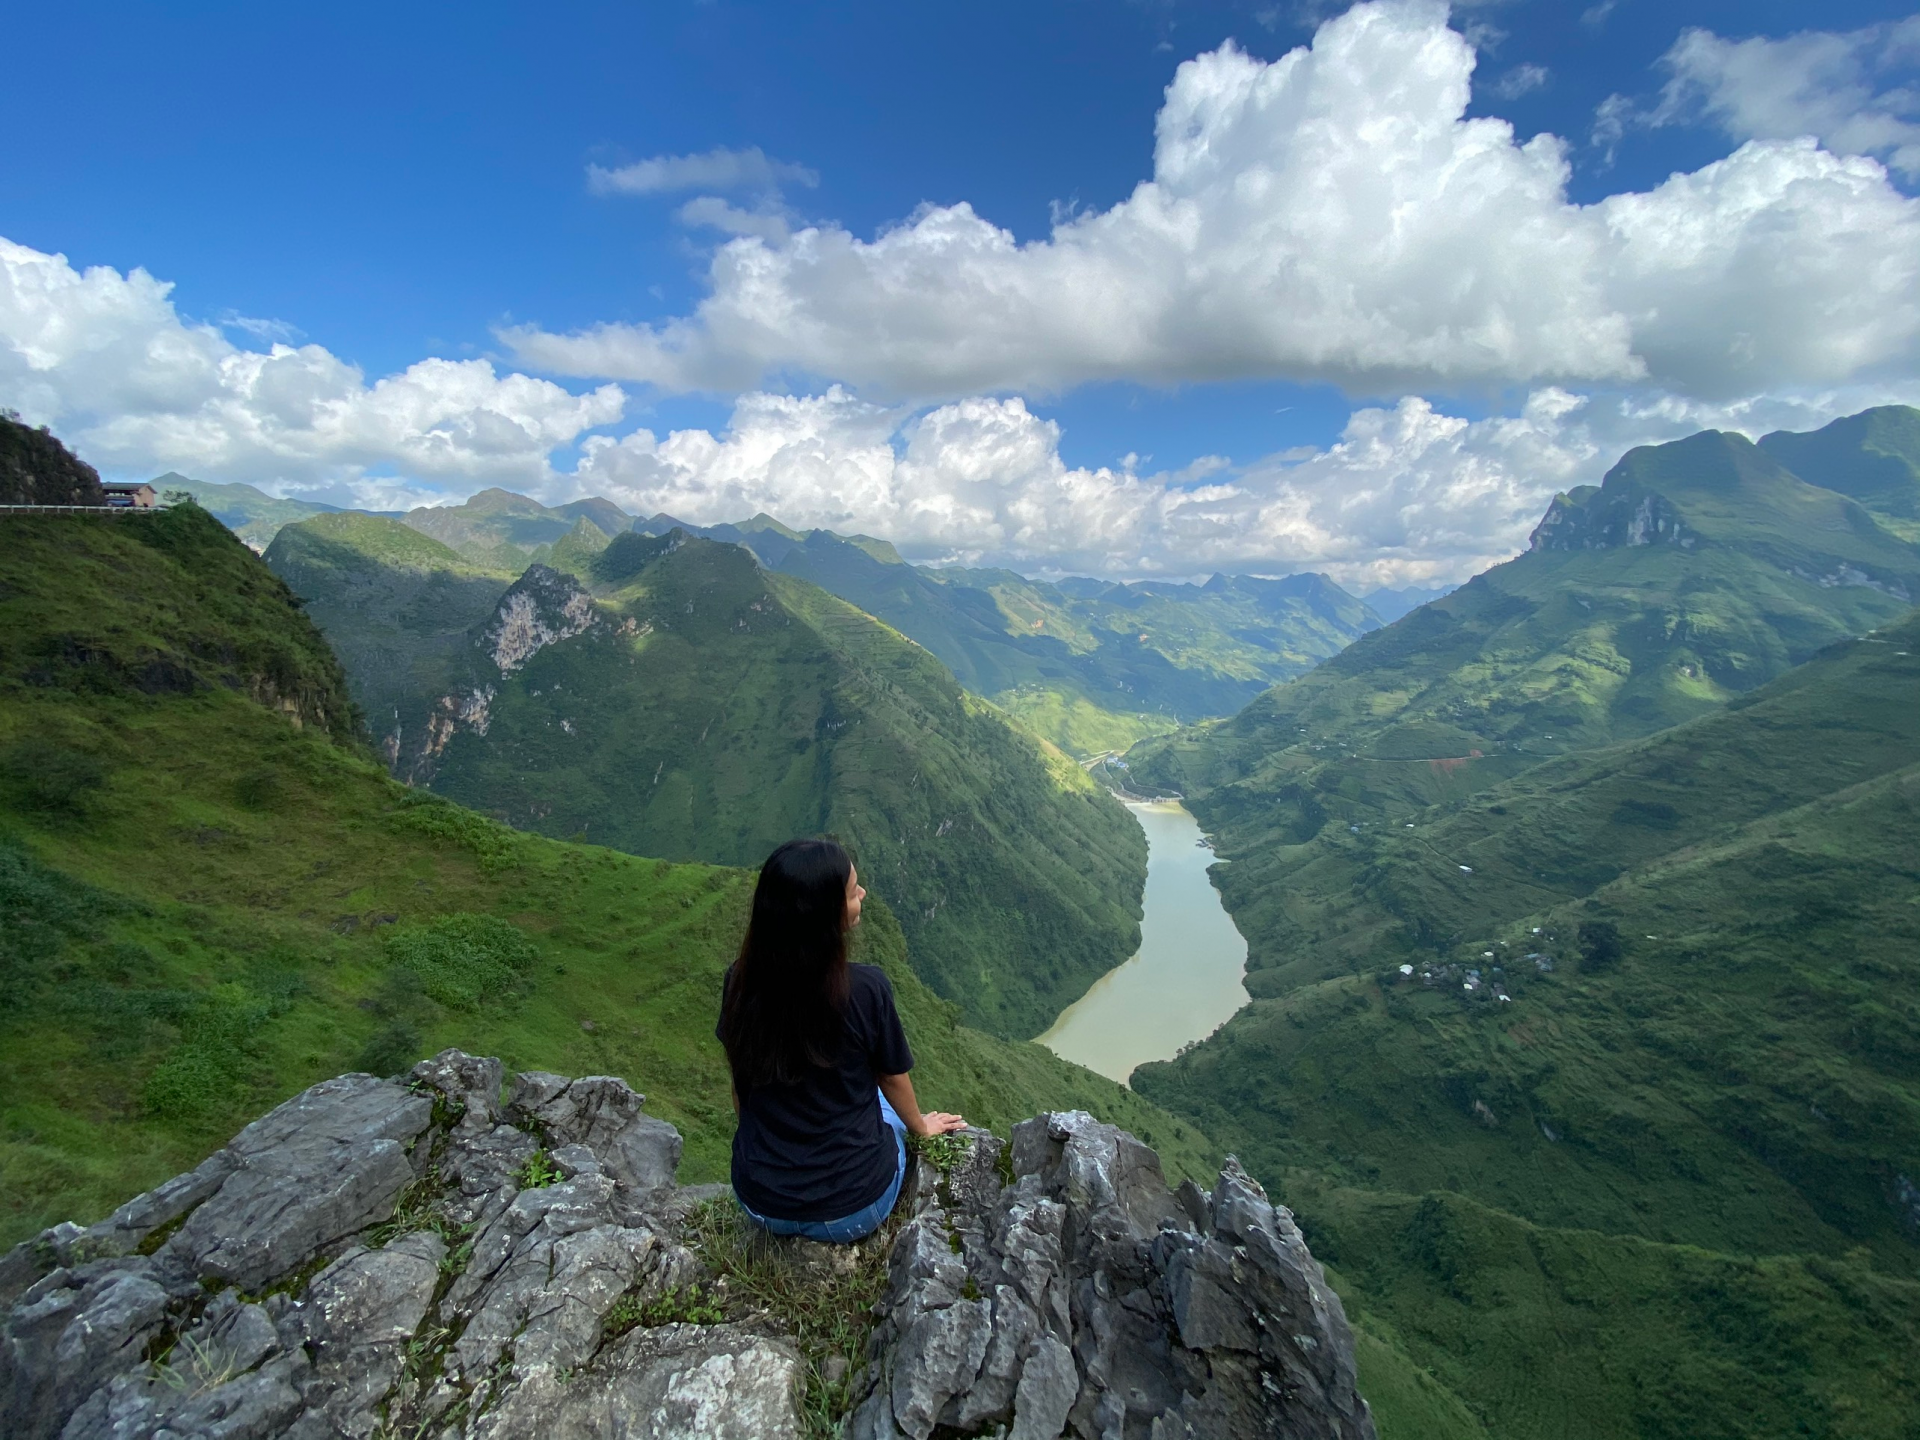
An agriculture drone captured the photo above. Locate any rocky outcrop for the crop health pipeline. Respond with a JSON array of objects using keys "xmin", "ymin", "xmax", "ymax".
[
  {"xmin": 846, "ymin": 1111, "xmax": 1374, "ymax": 1440},
  {"xmin": 404, "ymin": 566, "xmax": 606, "ymax": 781},
  {"xmin": 484, "ymin": 566, "xmax": 602, "ymax": 675},
  {"xmin": 1529, "ymin": 483, "xmax": 1697, "ymax": 553},
  {"xmin": 0, "ymin": 1055, "xmax": 1372, "ymax": 1440},
  {"xmin": 0, "ymin": 418, "xmax": 109, "ymax": 507}
]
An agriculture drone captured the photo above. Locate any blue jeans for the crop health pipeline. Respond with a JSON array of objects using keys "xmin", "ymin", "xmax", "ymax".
[{"xmin": 740, "ymin": 1091, "xmax": 908, "ymax": 1243}]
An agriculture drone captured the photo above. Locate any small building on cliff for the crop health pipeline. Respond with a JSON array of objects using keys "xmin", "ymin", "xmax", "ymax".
[{"xmin": 102, "ymin": 482, "xmax": 159, "ymax": 509}]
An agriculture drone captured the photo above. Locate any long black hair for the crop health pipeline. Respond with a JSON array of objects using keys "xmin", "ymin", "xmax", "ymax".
[{"xmin": 718, "ymin": 838, "xmax": 855, "ymax": 1090}]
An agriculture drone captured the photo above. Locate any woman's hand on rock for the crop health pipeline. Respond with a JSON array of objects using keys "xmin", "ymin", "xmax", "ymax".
[{"xmin": 921, "ymin": 1111, "xmax": 968, "ymax": 1135}]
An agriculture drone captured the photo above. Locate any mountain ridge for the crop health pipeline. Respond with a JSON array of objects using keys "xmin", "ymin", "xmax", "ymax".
[{"xmin": 267, "ymin": 517, "xmax": 1152, "ymax": 1039}]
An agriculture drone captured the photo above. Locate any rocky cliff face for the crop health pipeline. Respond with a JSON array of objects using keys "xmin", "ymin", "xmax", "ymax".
[
  {"xmin": 1528, "ymin": 484, "xmax": 1697, "ymax": 553},
  {"xmin": 407, "ymin": 565, "xmax": 615, "ymax": 782},
  {"xmin": 0, "ymin": 1053, "xmax": 1373, "ymax": 1440}
]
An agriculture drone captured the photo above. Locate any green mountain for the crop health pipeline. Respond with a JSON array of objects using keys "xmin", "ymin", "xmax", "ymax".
[
  {"xmin": 0, "ymin": 501, "xmax": 1213, "ymax": 1254},
  {"xmin": 1132, "ymin": 428, "xmax": 1920, "ymax": 839},
  {"xmin": 1130, "ymin": 610, "xmax": 1920, "ymax": 1438},
  {"xmin": 260, "ymin": 513, "xmax": 519, "ymax": 765},
  {"xmin": 1760, "ymin": 403, "xmax": 1920, "ymax": 537},
  {"xmin": 640, "ymin": 517, "xmax": 1381, "ymax": 756},
  {"xmin": 1118, "ymin": 415, "xmax": 1920, "ymax": 1438},
  {"xmin": 147, "ymin": 472, "xmax": 343, "ymax": 549},
  {"xmin": 266, "ymin": 518, "xmax": 1150, "ymax": 1040},
  {"xmin": 196, "ymin": 484, "xmax": 1378, "ymax": 758},
  {"xmin": 400, "ymin": 486, "xmax": 632, "ymax": 568}
]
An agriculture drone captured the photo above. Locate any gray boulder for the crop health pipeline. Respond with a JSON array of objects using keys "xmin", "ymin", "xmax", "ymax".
[
  {"xmin": 167, "ymin": 1075, "xmax": 435, "ymax": 1293},
  {"xmin": 846, "ymin": 1110, "xmax": 1376, "ymax": 1440}
]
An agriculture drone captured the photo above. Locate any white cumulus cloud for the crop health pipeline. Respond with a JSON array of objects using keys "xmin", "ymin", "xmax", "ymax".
[
  {"xmin": 1654, "ymin": 17, "xmax": 1920, "ymax": 179},
  {"xmin": 0, "ymin": 236, "xmax": 624, "ymax": 502},
  {"xmin": 508, "ymin": 0, "xmax": 1920, "ymax": 404},
  {"xmin": 565, "ymin": 374, "xmax": 1920, "ymax": 588},
  {"xmin": 7, "ymin": 222, "xmax": 1912, "ymax": 584}
]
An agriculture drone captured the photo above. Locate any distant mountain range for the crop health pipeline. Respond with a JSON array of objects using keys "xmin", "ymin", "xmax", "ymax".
[{"xmin": 161, "ymin": 477, "xmax": 1382, "ymax": 756}]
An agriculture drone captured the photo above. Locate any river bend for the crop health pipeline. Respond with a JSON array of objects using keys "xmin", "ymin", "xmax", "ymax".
[{"xmin": 1038, "ymin": 800, "xmax": 1250, "ymax": 1085}]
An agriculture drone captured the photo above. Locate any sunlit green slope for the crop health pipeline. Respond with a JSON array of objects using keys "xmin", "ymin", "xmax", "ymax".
[
  {"xmin": 261, "ymin": 512, "xmax": 519, "ymax": 763},
  {"xmin": 1760, "ymin": 403, "xmax": 1920, "ymax": 526},
  {"xmin": 0, "ymin": 505, "xmax": 1212, "ymax": 1249},
  {"xmin": 267, "ymin": 519, "xmax": 1149, "ymax": 1039}
]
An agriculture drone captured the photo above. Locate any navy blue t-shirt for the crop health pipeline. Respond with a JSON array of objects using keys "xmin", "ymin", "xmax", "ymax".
[{"xmin": 720, "ymin": 963, "xmax": 914, "ymax": 1222}]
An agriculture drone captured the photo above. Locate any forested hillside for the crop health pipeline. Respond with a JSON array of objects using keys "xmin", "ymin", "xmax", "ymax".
[
  {"xmin": 0, "ymin": 502, "xmax": 1211, "ymax": 1250},
  {"xmin": 1124, "ymin": 408, "xmax": 1920, "ymax": 1440},
  {"xmin": 1131, "ymin": 425, "xmax": 1920, "ymax": 839},
  {"xmin": 264, "ymin": 517, "xmax": 1149, "ymax": 1039}
]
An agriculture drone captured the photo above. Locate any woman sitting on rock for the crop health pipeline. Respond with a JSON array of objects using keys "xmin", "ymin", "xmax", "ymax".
[{"xmin": 717, "ymin": 838, "xmax": 968, "ymax": 1242}]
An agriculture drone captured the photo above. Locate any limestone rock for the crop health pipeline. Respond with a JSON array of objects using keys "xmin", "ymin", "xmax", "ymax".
[
  {"xmin": 507, "ymin": 1071, "xmax": 683, "ymax": 1197},
  {"xmin": 165, "ymin": 1074, "xmax": 435, "ymax": 1292},
  {"xmin": 0, "ymin": 1059, "xmax": 1370, "ymax": 1440},
  {"xmin": 848, "ymin": 1111, "xmax": 1376, "ymax": 1440},
  {"xmin": 470, "ymin": 1323, "xmax": 804, "ymax": 1440}
]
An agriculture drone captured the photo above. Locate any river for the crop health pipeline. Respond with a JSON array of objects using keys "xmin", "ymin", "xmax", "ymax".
[{"xmin": 1037, "ymin": 799, "xmax": 1250, "ymax": 1085}]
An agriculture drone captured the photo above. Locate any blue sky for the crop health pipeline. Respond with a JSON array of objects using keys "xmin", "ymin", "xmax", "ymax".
[{"xmin": 4, "ymin": 1, "xmax": 1919, "ymax": 583}]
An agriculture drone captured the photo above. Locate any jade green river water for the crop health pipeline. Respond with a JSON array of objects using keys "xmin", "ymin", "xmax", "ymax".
[{"xmin": 1037, "ymin": 799, "xmax": 1250, "ymax": 1085}]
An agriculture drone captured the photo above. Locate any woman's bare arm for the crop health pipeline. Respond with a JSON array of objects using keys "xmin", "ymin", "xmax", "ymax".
[{"xmin": 878, "ymin": 1072, "xmax": 967, "ymax": 1136}]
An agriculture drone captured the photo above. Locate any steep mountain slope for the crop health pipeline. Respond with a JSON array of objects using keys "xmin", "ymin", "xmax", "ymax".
[
  {"xmin": 151, "ymin": 473, "xmax": 344, "ymax": 549},
  {"xmin": 269, "ymin": 519, "xmax": 1149, "ymax": 1039},
  {"xmin": 0, "ymin": 503, "xmax": 1213, "ymax": 1252},
  {"xmin": 1131, "ymin": 612, "xmax": 1920, "ymax": 1438},
  {"xmin": 1132, "ymin": 427, "xmax": 1920, "ymax": 836},
  {"xmin": 262, "ymin": 513, "xmax": 518, "ymax": 765},
  {"xmin": 1760, "ymin": 403, "xmax": 1920, "ymax": 537}
]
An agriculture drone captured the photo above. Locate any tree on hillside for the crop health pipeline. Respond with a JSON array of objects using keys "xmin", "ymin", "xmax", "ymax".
[{"xmin": 1579, "ymin": 919, "xmax": 1625, "ymax": 971}]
